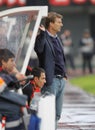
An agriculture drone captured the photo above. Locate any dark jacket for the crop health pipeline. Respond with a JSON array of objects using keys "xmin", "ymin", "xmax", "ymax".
[
  {"xmin": 0, "ymin": 68, "xmax": 27, "ymax": 130},
  {"xmin": 22, "ymin": 83, "xmax": 33, "ymax": 105},
  {"xmin": 35, "ymin": 30, "xmax": 67, "ymax": 86},
  {"xmin": 23, "ymin": 80, "xmax": 40, "ymax": 105}
]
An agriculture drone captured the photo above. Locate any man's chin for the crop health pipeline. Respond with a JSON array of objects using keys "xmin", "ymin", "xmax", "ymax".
[{"xmin": 9, "ymin": 69, "xmax": 14, "ymax": 74}]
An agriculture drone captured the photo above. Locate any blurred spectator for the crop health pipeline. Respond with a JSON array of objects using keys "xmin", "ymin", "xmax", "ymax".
[
  {"xmin": 61, "ymin": 29, "xmax": 76, "ymax": 74},
  {"xmin": 79, "ymin": 29, "xmax": 94, "ymax": 74}
]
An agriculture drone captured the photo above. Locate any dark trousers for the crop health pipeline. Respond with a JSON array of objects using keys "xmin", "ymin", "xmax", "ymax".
[
  {"xmin": 82, "ymin": 53, "xmax": 93, "ymax": 73},
  {"xmin": 65, "ymin": 54, "xmax": 75, "ymax": 69}
]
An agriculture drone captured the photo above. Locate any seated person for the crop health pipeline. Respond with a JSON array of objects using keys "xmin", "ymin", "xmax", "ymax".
[
  {"xmin": 0, "ymin": 49, "xmax": 28, "ymax": 130},
  {"xmin": 23, "ymin": 67, "xmax": 46, "ymax": 105}
]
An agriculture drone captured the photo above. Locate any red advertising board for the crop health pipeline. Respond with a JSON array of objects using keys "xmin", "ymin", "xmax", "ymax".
[
  {"xmin": 49, "ymin": 0, "xmax": 70, "ymax": 6},
  {"xmin": 90, "ymin": 0, "xmax": 95, "ymax": 5},
  {"xmin": 0, "ymin": 0, "xmax": 4, "ymax": 6},
  {"xmin": 5, "ymin": 0, "xmax": 17, "ymax": 6},
  {"xmin": 73, "ymin": 0, "xmax": 86, "ymax": 4},
  {"xmin": 1, "ymin": 0, "xmax": 26, "ymax": 7},
  {"xmin": 17, "ymin": 0, "xmax": 26, "ymax": 6}
]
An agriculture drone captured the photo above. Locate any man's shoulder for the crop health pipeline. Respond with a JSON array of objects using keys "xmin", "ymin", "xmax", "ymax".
[{"xmin": 38, "ymin": 30, "xmax": 49, "ymax": 37}]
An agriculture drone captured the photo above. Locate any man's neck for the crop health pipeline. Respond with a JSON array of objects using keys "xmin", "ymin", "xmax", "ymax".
[
  {"xmin": 47, "ymin": 28, "xmax": 57, "ymax": 36},
  {"xmin": 46, "ymin": 30, "xmax": 57, "ymax": 38}
]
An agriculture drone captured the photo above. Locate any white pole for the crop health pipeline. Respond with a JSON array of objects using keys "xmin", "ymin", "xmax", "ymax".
[{"xmin": 38, "ymin": 95, "xmax": 55, "ymax": 130}]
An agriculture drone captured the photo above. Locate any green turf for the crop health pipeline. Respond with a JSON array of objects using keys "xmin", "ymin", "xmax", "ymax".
[{"xmin": 70, "ymin": 74, "xmax": 95, "ymax": 95}]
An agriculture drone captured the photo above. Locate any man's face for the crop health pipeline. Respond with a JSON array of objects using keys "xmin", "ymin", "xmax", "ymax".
[
  {"xmin": 51, "ymin": 17, "xmax": 63, "ymax": 33},
  {"xmin": 34, "ymin": 72, "xmax": 46, "ymax": 89},
  {"xmin": 2, "ymin": 58, "xmax": 16, "ymax": 73}
]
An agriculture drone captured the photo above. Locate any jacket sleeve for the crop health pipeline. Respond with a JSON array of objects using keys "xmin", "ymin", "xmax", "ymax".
[
  {"xmin": 0, "ymin": 88, "xmax": 27, "ymax": 107},
  {"xmin": 34, "ymin": 30, "xmax": 46, "ymax": 54},
  {"xmin": 0, "ymin": 73, "xmax": 17, "ymax": 85}
]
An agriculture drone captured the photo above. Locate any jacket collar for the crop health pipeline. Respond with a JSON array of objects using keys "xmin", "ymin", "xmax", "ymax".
[
  {"xmin": 45, "ymin": 31, "xmax": 56, "ymax": 57},
  {"xmin": 46, "ymin": 30, "xmax": 57, "ymax": 38}
]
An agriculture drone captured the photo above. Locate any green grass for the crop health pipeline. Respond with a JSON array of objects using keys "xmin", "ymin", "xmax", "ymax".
[{"xmin": 70, "ymin": 74, "xmax": 95, "ymax": 95}]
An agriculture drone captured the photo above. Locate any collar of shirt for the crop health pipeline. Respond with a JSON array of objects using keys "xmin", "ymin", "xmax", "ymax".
[
  {"xmin": 0, "ymin": 67, "xmax": 8, "ymax": 74},
  {"xmin": 0, "ymin": 66, "xmax": 3, "ymax": 71},
  {"xmin": 46, "ymin": 30, "xmax": 57, "ymax": 38}
]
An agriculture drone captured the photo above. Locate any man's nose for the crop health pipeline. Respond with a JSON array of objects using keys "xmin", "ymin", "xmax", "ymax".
[{"xmin": 44, "ymin": 79, "xmax": 46, "ymax": 83}]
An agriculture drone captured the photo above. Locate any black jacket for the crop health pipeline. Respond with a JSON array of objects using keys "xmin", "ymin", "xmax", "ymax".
[{"xmin": 0, "ymin": 69, "xmax": 27, "ymax": 116}]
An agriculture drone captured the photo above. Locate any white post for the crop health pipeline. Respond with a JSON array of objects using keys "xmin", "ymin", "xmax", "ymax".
[{"xmin": 38, "ymin": 95, "xmax": 55, "ymax": 130}]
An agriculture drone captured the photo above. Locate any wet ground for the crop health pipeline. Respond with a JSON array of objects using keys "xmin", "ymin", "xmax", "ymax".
[{"xmin": 57, "ymin": 82, "xmax": 95, "ymax": 130}]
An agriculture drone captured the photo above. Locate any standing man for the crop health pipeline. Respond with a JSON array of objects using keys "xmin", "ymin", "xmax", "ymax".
[
  {"xmin": 79, "ymin": 29, "xmax": 94, "ymax": 74},
  {"xmin": 35, "ymin": 12, "xmax": 67, "ymax": 124}
]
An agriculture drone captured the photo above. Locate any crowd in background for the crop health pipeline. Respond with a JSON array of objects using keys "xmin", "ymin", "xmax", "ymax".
[{"xmin": 60, "ymin": 28, "xmax": 95, "ymax": 76}]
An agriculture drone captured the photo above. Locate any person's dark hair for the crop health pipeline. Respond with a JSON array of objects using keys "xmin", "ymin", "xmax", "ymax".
[
  {"xmin": 45, "ymin": 12, "xmax": 63, "ymax": 29},
  {"xmin": 31, "ymin": 67, "xmax": 45, "ymax": 79},
  {"xmin": 0, "ymin": 49, "xmax": 15, "ymax": 66}
]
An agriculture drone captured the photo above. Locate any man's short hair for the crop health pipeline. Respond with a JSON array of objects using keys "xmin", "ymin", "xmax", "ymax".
[
  {"xmin": 45, "ymin": 12, "xmax": 63, "ymax": 29},
  {"xmin": 0, "ymin": 49, "xmax": 15, "ymax": 66},
  {"xmin": 31, "ymin": 67, "xmax": 45, "ymax": 79}
]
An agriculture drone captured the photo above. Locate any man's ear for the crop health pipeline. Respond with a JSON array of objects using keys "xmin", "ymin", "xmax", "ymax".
[
  {"xmin": 34, "ymin": 77, "xmax": 39, "ymax": 82},
  {"xmin": 2, "ymin": 60, "xmax": 5, "ymax": 65},
  {"xmin": 50, "ymin": 21, "xmax": 52, "ymax": 25}
]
